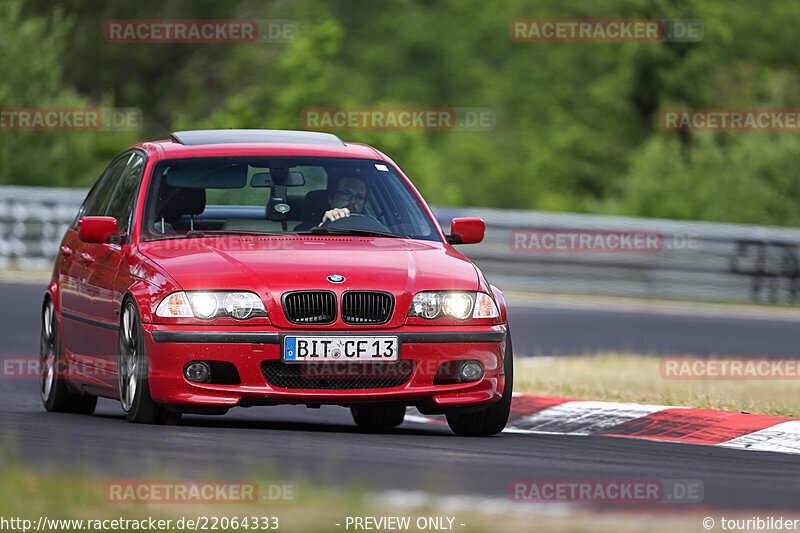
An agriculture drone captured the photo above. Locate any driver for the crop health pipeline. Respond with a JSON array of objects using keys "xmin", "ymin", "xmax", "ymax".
[{"xmin": 319, "ymin": 175, "xmax": 367, "ymax": 226}]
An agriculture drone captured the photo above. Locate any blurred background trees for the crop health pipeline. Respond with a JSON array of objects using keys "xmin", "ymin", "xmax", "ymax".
[{"xmin": 3, "ymin": 0, "xmax": 800, "ymax": 226}]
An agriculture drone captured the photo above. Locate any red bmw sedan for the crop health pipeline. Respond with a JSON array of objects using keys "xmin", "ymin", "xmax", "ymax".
[{"xmin": 40, "ymin": 129, "xmax": 512, "ymax": 435}]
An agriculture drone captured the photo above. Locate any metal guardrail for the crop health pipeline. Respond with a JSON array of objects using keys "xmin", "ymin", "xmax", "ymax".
[
  {"xmin": 2, "ymin": 185, "xmax": 800, "ymax": 305},
  {"xmin": 432, "ymin": 207, "xmax": 800, "ymax": 305},
  {"xmin": 0, "ymin": 186, "xmax": 87, "ymax": 271}
]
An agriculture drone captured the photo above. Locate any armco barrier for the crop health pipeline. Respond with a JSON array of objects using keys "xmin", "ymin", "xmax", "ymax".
[
  {"xmin": 2, "ymin": 186, "xmax": 800, "ymax": 305},
  {"xmin": 0, "ymin": 186, "xmax": 87, "ymax": 271},
  {"xmin": 434, "ymin": 206, "xmax": 800, "ymax": 304}
]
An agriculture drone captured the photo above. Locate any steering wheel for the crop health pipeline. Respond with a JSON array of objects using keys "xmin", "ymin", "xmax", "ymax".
[{"xmin": 319, "ymin": 213, "xmax": 392, "ymax": 233}]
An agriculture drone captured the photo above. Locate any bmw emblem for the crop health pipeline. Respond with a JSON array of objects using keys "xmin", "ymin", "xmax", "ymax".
[{"xmin": 327, "ymin": 274, "xmax": 345, "ymax": 283}]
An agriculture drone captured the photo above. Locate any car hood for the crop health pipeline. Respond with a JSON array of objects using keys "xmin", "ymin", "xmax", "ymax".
[{"xmin": 139, "ymin": 236, "xmax": 479, "ymax": 326}]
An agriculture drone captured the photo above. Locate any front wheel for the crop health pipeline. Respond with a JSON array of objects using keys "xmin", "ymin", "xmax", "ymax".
[
  {"xmin": 446, "ymin": 333, "xmax": 513, "ymax": 436},
  {"xmin": 118, "ymin": 300, "xmax": 181, "ymax": 425},
  {"xmin": 351, "ymin": 404, "xmax": 406, "ymax": 428}
]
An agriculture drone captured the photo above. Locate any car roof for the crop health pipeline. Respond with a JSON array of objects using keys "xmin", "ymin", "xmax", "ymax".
[
  {"xmin": 134, "ymin": 129, "xmax": 384, "ymax": 160},
  {"xmin": 171, "ymin": 129, "xmax": 346, "ymax": 146}
]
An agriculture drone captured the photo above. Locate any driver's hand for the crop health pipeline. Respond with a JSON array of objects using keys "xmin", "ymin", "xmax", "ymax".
[{"xmin": 319, "ymin": 207, "xmax": 351, "ymax": 226}]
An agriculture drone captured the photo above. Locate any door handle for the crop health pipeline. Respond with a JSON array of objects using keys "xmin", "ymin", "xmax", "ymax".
[
  {"xmin": 60, "ymin": 246, "xmax": 72, "ymax": 256},
  {"xmin": 80, "ymin": 252, "xmax": 94, "ymax": 263}
]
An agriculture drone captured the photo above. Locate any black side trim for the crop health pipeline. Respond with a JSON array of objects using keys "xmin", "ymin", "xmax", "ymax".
[
  {"xmin": 399, "ymin": 331, "xmax": 506, "ymax": 343},
  {"xmin": 62, "ymin": 310, "xmax": 118, "ymax": 330},
  {"xmin": 152, "ymin": 331, "xmax": 282, "ymax": 344},
  {"xmin": 151, "ymin": 330, "xmax": 504, "ymax": 344}
]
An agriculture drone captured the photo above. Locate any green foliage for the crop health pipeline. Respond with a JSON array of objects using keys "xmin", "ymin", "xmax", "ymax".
[
  {"xmin": 4, "ymin": 0, "xmax": 800, "ymax": 226},
  {"xmin": 0, "ymin": 0, "xmax": 141, "ymax": 187}
]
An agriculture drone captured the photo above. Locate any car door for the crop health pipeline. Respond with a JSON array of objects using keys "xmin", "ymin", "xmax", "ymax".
[
  {"xmin": 59, "ymin": 154, "xmax": 130, "ymax": 360},
  {"xmin": 82, "ymin": 152, "xmax": 146, "ymax": 376},
  {"xmin": 62, "ymin": 154, "xmax": 131, "ymax": 367}
]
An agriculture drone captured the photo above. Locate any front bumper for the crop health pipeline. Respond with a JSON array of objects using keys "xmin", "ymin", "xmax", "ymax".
[{"xmin": 143, "ymin": 324, "xmax": 508, "ymax": 410}]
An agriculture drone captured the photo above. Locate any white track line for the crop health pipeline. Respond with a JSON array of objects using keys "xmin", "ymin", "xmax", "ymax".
[
  {"xmin": 509, "ymin": 401, "xmax": 681, "ymax": 434},
  {"xmin": 407, "ymin": 399, "xmax": 800, "ymax": 455},
  {"xmin": 719, "ymin": 421, "xmax": 800, "ymax": 454}
]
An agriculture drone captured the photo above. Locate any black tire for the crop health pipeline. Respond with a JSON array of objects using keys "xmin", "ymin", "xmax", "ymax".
[
  {"xmin": 40, "ymin": 299, "xmax": 97, "ymax": 414},
  {"xmin": 351, "ymin": 404, "xmax": 406, "ymax": 428},
  {"xmin": 446, "ymin": 332, "xmax": 513, "ymax": 436},
  {"xmin": 118, "ymin": 300, "xmax": 181, "ymax": 425}
]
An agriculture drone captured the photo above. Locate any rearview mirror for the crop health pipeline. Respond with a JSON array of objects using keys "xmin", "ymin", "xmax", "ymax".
[
  {"xmin": 448, "ymin": 218, "xmax": 485, "ymax": 245},
  {"xmin": 79, "ymin": 216, "xmax": 118, "ymax": 244},
  {"xmin": 251, "ymin": 171, "xmax": 305, "ymax": 187}
]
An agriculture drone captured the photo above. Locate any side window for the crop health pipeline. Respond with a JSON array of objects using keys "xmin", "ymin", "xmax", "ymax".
[
  {"xmin": 106, "ymin": 153, "xmax": 145, "ymax": 235},
  {"xmin": 82, "ymin": 154, "xmax": 132, "ymax": 218}
]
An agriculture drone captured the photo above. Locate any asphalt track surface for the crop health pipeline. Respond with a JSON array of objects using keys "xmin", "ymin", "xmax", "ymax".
[{"xmin": 1, "ymin": 281, "xmax": 799, "ymax": 510}]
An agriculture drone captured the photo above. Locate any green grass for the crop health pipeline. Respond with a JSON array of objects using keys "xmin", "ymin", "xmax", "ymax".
[{"xmin": 515, "ymin": 353, "xmax": 800, "ymax": 418}]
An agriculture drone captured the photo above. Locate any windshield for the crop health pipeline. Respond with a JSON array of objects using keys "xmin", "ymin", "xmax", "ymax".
[{"xmin": 140, "ymin": 156, "xmax": 440, "ymax": 242}]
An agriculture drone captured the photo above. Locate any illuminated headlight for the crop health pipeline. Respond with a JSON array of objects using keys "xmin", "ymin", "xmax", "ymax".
[
  {"xmin": 408, "ymin": 291, "xmax": 499, "ymax": 320},
  {"xmin": 442, "ymin": 293, "xmax": 474, "ymax": 319},
  {"xmin": 156, "ymin": 291, "xmax": 267, "ymax": 320},
  {"xmin": 190, "ymin": 292, "xmax": 218, "ymax": 319}
]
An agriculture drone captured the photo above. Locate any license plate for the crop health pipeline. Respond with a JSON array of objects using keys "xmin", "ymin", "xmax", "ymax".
[{"xmin": 283, "ymin": 336, "xmax": 399, "ymax": 362}]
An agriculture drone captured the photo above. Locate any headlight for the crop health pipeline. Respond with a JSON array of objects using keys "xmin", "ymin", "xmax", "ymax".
[
  {"xmin": 190, "ymin": 292, "xmax": 218, "ymax": 319},
  {"xmin": 411, "ymin": 292, "xmax": 442, "ymax": 319},
  {"xmin": 223, "ymin": 292, "xmax": 256, "ymax": 320},
  {"xmin": 442, "ymin": 293, "xmax": 474, "ymax": 319},
  {"xmin": 156, "ymin": 291, "xmax": 267, "ymax": 320},
  {"xmin": 408, "ymin": 291, "xmax": 498, "ymax": 320}
]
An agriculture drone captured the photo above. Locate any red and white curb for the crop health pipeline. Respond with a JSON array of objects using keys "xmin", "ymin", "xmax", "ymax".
[{"xmin": 407, "ymin": 393, "xmax": 800, "ymax": 454}]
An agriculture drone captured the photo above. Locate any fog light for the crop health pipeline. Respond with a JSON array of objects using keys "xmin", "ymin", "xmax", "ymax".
[
  {"xmin": 460, "ymin": 362, "xmax": 484, "ymax": 382},
  {"xmin": 184, "ymin": 361, "xmax": 211, "ymax": 383}
]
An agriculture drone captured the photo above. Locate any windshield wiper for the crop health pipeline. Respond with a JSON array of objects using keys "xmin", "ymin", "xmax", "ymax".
[{"xmin": 300, "ymin": 227, "xmax": 404, "ymax": 238}]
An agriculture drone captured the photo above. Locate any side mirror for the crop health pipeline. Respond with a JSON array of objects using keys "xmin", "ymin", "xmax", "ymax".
[
  {"xmin": 79, "ymin": 216, "xmax": 118, "ymax": 244},
  {"xmin": 447, "ymin": 218, "xmax": 485, "ymax": 245}
]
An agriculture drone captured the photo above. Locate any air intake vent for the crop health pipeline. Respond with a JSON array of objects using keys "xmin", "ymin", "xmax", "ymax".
[
  {"xmin": 341, "ymin": 291, "xmax": 394, "ymax": 325},
  {"xmin": 282, "ymin": 291, "xmax": 336, "ymax": 324},
  {"xmin": 261, "ymin": 360, "xmax": 415, "ymax": 390}
]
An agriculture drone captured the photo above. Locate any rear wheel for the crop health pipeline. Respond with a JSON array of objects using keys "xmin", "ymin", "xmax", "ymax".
[
  {"xmin": 40, "ymin": 299, "xmax": 97, "ymax": 414},
  {"xmin": 446, "ymin": 332, "xmax": 513, "ymax": 436},
  {"xmin": 118, "ymin": 300, "xmax": 181, "ymax": 425},
  {"xmin": 351, "ymin": 404, "xmax": 406, "ymax": 428}
]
